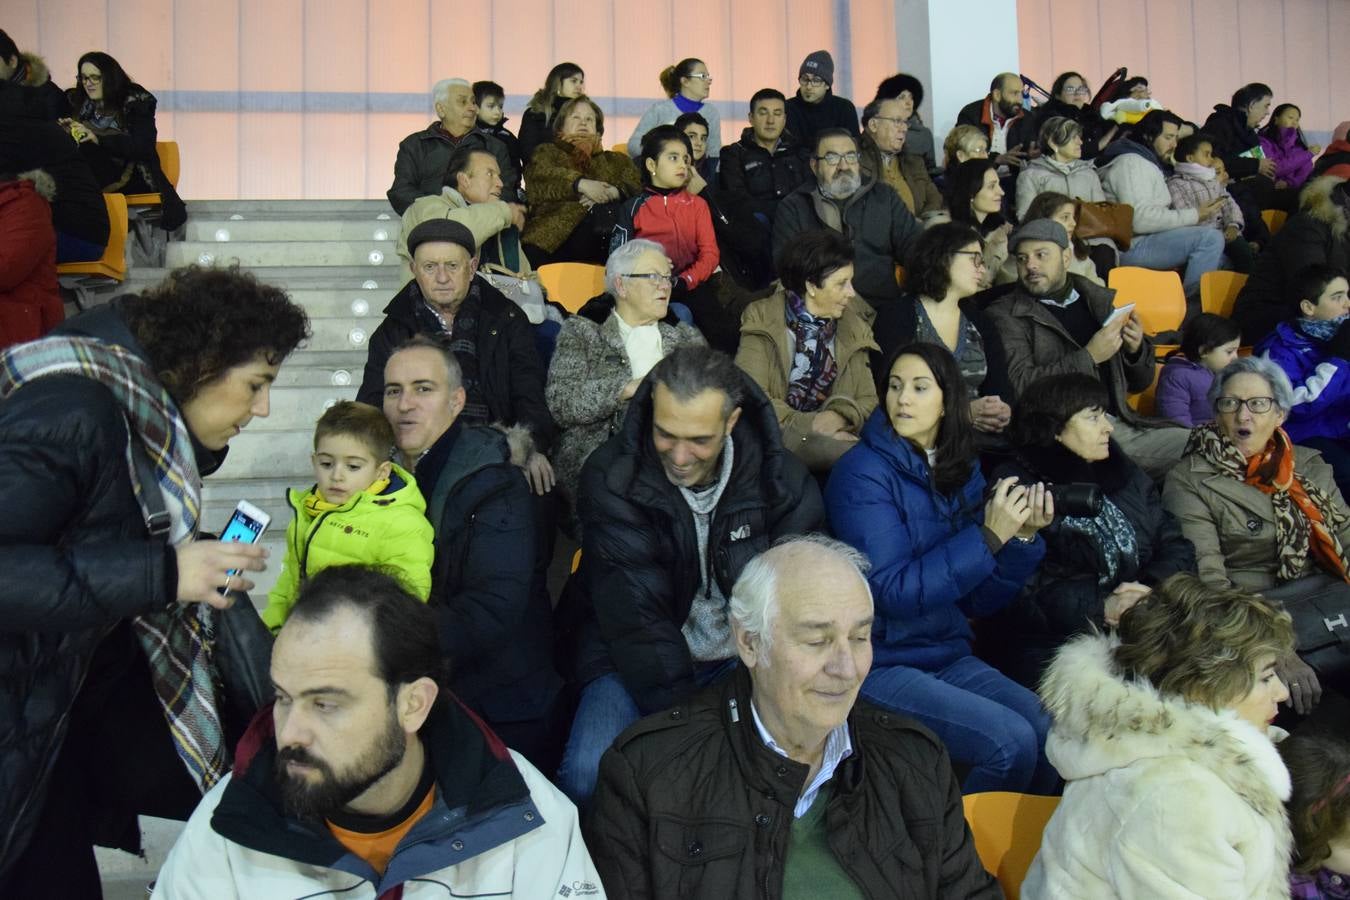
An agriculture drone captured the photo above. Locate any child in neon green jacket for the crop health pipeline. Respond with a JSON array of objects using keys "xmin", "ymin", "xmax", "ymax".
[{"xmin": 263, "ymin": 401, "xmax": 435, "ymax": 631}]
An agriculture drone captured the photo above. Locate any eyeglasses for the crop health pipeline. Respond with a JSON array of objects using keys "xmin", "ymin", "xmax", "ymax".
[
  {"xmin": 1066, "ymin": 85, "xmax": 1091, "ymax": 96},
  {"xmin": 624, "ymin": 272, "xmax": 678, "ymax": 288},
  {"xmin": 686, "ymin": 73, "xmax": 713, "ymax": 82},
  {"xmin": 799, "ymin": 75, "xmax": 827, "ymax": 87},
  {"xmin": 80, "ymin": 73, "xmax": 103, "ymax": 85},
  {"xmin": 952, "ymin": 250, "xmax": 986, "ymax": 268},
  {"xmin": 870, "ymin": 116, "xmax": 908, "ymax": 128},
  {"xmin": 815, "ymin": 151, "xmax": 860, "ymax": 165},
  {"xmin": 1215, "ymin": 396, "xmax": 1276, "ymax": 414}
]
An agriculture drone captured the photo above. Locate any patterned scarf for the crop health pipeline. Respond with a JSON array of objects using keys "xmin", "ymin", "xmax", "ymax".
[
  {"xmin": 784, "ymin": 290, "xmax": 839, "ymax": 412},
  {"xmin": 0, "ymin": 336, "xmax": 229, "ymax": 792},
  {"xmin": 1060, "ymin": 496, "xmax": 1139, "ymax": 587},
  {"xmin": 1297, "ymin": 314, "xmax": 1348, "ymax": 343},
  {"xmin": 1186, "ymin": 423, "xmax": 1350, "ymax": 583}
]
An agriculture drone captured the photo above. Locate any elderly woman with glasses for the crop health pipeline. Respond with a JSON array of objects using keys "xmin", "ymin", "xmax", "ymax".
[
  {"xmin": 736, "ymin": 229, "xmax": 877, "ymax": 473},
  {"xmin": 544, "ymin": 239, "xmax": 704, "ymax": 505},
  {"xmin": 1163, "ymin": 355, "xmax": 1350, "ymax": 711}
]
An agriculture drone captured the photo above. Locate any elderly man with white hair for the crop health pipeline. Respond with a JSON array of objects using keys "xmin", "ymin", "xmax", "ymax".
[
  {"xmin": 545, "ymin": 238, "xmax": 705, "ymax": 504},
  {"xmin": 585, "ymin": 535, "xmax": 998, "ymax": 899},
  {"xmin": 387, "ymin": 77, "xmax": 520, "ymax": 215}
]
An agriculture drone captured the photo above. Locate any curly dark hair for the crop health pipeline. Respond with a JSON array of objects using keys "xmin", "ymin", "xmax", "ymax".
[
  {"xmin": 119, "ymin": 265, "xmax": 310, "ymax": 406},
  {"xmin": 1010, "ymin": 372, "xmax": 1108, "ymax": 448}
]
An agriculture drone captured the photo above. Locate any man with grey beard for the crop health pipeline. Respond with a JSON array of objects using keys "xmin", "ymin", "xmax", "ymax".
[{"xmin": 773, "ymin": 128, "xmax": 922, "ymax": 309}]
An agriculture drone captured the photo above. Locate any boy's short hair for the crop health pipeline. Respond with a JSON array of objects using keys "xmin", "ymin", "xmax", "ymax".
[
  {"xmin": 1174, "ymin": 132, "xmax": 1214, "ymax": 164},
  {"xmin": 314, "ymin": 400, "xmax": 395, "ymax": 461},
  {"xmin": 472, "ymin": 80, "xmax": 504, "ymax": 106}
]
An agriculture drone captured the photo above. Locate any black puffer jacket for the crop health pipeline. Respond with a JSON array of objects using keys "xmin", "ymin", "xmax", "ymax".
[
  {"xmin": 0, "ymin": 303, "xmax": 218, "ymax": 877},
  {"xmin": 717, "ymin": 127, "xmax": 811, "ymax": 225},
  {"xmin": 587, "ymin": 666, "xmax": 1000, "ymax": 899},
  {"xmin": 357, "ymin": 278, "xmax": 557, "ymax": 454},
  {"xmin": 1201, "ymin": 103, "xmax": 1264, "ymax": 180},
  {"xmin": 564, "ymin": 374, "xmax": 823, "ymax": 713},
  {"xmin": 0, "ymin": 114, "xmax": 110, "ymax": 246},
  {"xmin": 980, "ymin": 440, "xmax": 1195, "ymax": 687},
  {"xmin": 1233, "ymin": 176, "xmax": 1350, "ymax": 344},
  {"xmin": 417, "ymin": 421, "xmax": 561, "ymax": 724},
  {"xmin": 517, "ymin": 96, "xmax": 567, "ymax": 173},
  {"xmin": 386, "ymin": 123, "xmax": 520, "ymax": 214}
]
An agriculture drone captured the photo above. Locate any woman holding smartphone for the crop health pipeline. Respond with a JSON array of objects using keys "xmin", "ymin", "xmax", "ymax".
[{"xmin": 0, "ymin": 265, "xmax": 308, "ymax": 896}]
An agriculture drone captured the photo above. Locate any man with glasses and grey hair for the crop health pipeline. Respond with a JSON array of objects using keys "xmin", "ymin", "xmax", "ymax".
[
  {"xmin": 586, "ymin": 534, "xmax": 997, "ymax": 899},
  {"xmin": 545, "ymin": 239, "xmax": 705, "ymax": 503},
  {"xmin": 387, "ymin": 77, "xmax": 520, "ymax": 215},
  {"xmin": 774, "ymin": 128, "xmax": 921, "ymax": 309},
  {"xmin": 555, "ymin": 344, "xmax": 823, "ymax": 809}
]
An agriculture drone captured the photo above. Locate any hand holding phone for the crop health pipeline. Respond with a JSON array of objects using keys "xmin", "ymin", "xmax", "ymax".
[
  {"xmin": 1103, "ymin": 303, "xmax": 1135, "ymax": 328},
  {"xmin": 174, "ymin": 501, "xmax": 272, "ymax": 607}
]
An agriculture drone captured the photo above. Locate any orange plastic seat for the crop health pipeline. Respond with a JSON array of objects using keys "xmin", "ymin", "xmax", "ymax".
[
  {"xmin": 1200, "ymin": 270, "xmax": 1247, "ymax": 318},
  {"xmin": 610, "ymin": 142, "xmax": 629, "ymax": 156},
  {"xmin": 962, "ymin": 791, "xmax": 1061, "ymax": 900},
  {"xmin": 1128, "ymin": 359, "xmax": 1165, "ymax": 416},
  {"xmin": 1261, "ymin": 208, "xmax": 1287, "ymax": 236},
  {"xmin": 57, "ymin": 192, "xmax": 128, "ymax": 283},
  {"xmin": 124, "ymin": 141, "xmax": 180, "ymax": 206},
  {"xmin": 537, "ymin": 262, "xmax": 607, "ymax": 314},
  {"xmin": 1107, "ymin": 266, "xmax": 1185, "ymax": 335}
]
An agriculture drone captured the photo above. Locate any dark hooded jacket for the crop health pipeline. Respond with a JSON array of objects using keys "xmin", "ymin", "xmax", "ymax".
[
  {"xmin": 0, "ymin": 113, "xmax": 109, "ymax": 246},
  {"xmin": 587, "ymin": 667, "xmax": 1000, "ymax": 900},
  {"xmin": 0, "ymin": 52, "xmax": 67, "ymax": 120},
  {"xmin": 784, "ymin": 89, "xmax": 859, "ymax": 148},
  {"xmin": 717, "ymin": 126, "xmax": 812, "ymax": 225},
  {"xmin": 1233, "ymin": 176, "xmax": 1350, "ymax": 344},
  {"xmin": 562, "ymin": 374, "xmax": 823, "ymax": 714},
  {"xmin": 0, "ymin": 302, "xmax": 222, "ymax": 879},
  {"xmin": 1201, "ymin": 103, "xmax": 1264, "ymax": 181},
  {"xmin": 357, "ymin": 278, "xmax": 557, "ymax": 455}
]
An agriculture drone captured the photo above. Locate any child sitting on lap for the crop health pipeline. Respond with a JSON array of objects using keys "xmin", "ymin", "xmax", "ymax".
[{"xmin": 262, "ymin": 400, "xmax": 434, "ymax": 631}]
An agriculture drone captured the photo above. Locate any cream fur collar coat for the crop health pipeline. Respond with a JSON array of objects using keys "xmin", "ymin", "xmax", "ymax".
[{"xmin": 1023, "ymin": 634, "xmax": 1292, "ymax": 899}]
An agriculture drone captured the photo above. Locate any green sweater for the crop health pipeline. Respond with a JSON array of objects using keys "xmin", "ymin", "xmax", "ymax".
[
  {"xmin": 263, "ymin": 463, "xmax": 435, "ymax": 631},
  {"xmin": 781, "ymin": 786, "xmax": 866, "ymax": 900}
]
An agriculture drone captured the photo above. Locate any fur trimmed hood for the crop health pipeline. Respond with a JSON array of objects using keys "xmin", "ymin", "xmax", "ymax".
[
  {"xmin": 1299, "ymin": 175, "xmax": 1348, "ymax": 239},
  {"xmin": 1041, "ymin": 634, "xmax": 1291, "ymax": 818},
  {"xmin": 14, "ymin": 169, "xmax": 56, "ymax": 202},
  {"xmin": 18, "ymin": 52, "xmax": 51, "ymax": 88}
]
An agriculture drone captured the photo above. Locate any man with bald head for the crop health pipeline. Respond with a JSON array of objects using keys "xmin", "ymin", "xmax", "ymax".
[{"xmin": 587, "ymin": 536, "xmax": 997, "ymax": 899}]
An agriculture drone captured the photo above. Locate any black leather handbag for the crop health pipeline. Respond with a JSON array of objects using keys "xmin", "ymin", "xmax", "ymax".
[{"xmin": 1261, "ymin": 573, "xmax": 1350, "ymax": 678}]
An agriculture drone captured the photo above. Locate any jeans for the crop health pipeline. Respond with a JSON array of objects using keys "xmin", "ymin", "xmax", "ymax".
[
  {"xmin": 557, "ymin": 659, "xmax": 738, "ymax": 808},
  {"xmin": 1119, "ymin": 225, "xmax": 1225, "ymax": 296},
  {"xmin": 861, "ymin": 654, "xmax": 1058, "ymax": 795}
]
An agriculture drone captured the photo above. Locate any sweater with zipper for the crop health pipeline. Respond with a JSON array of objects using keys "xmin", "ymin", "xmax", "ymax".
[{"xmin": 262, "ymin": 463, "xmax": 434, "ymax": 631}]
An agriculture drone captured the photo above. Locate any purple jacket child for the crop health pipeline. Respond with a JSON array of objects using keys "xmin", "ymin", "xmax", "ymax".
[
  {"xmin": 1259, "ymin": 126, "xmax": 1316, "ymax": 189},
  {"xmin": 1154, "ymin": 354, "xmax": 1215, "ymax": 427}
]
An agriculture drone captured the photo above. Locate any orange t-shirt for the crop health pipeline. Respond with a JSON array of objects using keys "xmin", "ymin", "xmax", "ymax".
[{"xmin": 327, "ymin": 784, "xmax": 436, "ymax": 876}]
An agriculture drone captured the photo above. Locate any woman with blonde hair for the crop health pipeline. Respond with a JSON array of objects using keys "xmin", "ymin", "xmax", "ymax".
[
  {"xmin": 626, "ymin": 58, "xmax": 722, "ymax": 162},
  {"xmin": 1025, "ymin": 573, "xmax": 1295, "ymax": 899}
]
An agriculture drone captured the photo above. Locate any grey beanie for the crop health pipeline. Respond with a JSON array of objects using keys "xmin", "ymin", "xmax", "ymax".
[{"xmin": 799, "ymin": 50, "xmax": 834, "ymax": 86}]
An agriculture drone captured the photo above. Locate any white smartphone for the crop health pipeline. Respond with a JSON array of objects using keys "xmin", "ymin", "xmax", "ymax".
[
  {"xmin": 1104, "ymin": 303, "xmax": 1136, "ymax": 327},
  {"xmin": 220, "ymin": 500, "xmax": 271, "ymax": 579}
]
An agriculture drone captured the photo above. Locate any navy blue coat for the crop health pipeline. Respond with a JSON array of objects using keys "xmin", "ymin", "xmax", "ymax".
[{"xmin": 825, "ymin": 410, "xmax": 1044, "ymax": 671}]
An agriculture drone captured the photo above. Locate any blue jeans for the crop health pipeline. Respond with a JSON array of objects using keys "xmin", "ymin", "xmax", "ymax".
[
  {"xmin": 1118, "ymin": 225, "xmax": 1225, "ymax": 296},
  {"xmin": 861, "ymin": 655, "xmax": 1058, "ymax": 795},
  {"xmin": 558, "ymin": 660, "xmax": 737, "ymax": 808}
]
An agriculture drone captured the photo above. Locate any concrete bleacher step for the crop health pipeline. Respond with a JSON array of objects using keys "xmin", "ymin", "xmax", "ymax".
[
  {"xmin": 166, "ymin": 240, "xmax": 400, "ymax": 269},
  {"xmin": 184, "ymin": 219, "xmax": 404, "ymax": 243},
  {"xmin": 121, "ymin": 266, "xmax": 407, "ymax": 294},
  {"xmin": 186, "ymin": 199, "xmax": 395, "ymax": 217}
]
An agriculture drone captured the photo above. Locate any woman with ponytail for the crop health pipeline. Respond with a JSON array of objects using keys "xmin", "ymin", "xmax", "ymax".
[{"xmin": 626, "ymin": 58, "xmax": 722, "ymax": 164}]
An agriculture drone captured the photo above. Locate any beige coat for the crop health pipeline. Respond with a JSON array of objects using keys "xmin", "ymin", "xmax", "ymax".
[
  {"xmin": 1162, "ymin": 443, "xmax": 1350, "ymax": 591},
  {"xmin": 396, "ymin": 186, "xmax": 531, "ymax": 274},
  {"xmin": 735, "ymin": 288, "xmax": 879, "ymax": 471}
]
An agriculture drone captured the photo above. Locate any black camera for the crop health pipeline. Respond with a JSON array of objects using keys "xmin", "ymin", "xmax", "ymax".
[{"xmin": 1044, "ymin": 483, "xmax": 1103, "ymax": 518}]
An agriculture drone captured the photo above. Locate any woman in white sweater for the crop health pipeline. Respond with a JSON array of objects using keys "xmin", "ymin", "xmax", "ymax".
[
  {"xmin": 1024, "ymin": 573, "xmax": 1295, "ymax": 900},
  {"xmin": 627, "ymin": 58, "xmax": 722, "ymax": 162}
]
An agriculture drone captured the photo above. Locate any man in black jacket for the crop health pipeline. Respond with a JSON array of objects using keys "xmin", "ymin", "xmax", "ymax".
[
  {"xmin": 0, "ymin": 112, "xmax": 109, "ymax": 261},
  {"xmin": 358, "ymin": 219, "xmax": 556, "ymax": 495},
  {"xmin": 382, "ymin": 337, "xmax": 563, "ymax": 772},
  {"xmin": 386, "ymin": 78, "xmax": 520, "ymax": 214},
  {"xmin": 784, "ymin": 50, "xmax": 859, "ymax": 149},
  {"xmin": 556, "ymin": 345, "xmax": 824, "ymax": 807},
  {"xmin": 0, "ymin": 31, "xmax": 66, "ymax": 120},
  {"xmin": 587, "ymin": 537, "xmax": 998, "ymax": 899},
  {"xmin": 773, "ymin": 128, "xmax": 922, "ymax": 308}
]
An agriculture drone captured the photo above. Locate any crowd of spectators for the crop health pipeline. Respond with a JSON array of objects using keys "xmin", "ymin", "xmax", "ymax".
[{"xmin": 7, "ymin": 30, "xmax": 1350, "ymax": 898}]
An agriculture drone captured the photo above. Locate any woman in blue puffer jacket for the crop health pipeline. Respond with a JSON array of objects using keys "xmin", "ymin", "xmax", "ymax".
[{"xmin": 826, "ymin": 341, "xmax": 1059, "ymax": 794}]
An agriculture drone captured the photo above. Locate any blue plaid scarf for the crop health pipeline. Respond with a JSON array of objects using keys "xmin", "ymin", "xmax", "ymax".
[{"xmin": 0, "ymin": 336, "xmax": 228, "ymax": 792}]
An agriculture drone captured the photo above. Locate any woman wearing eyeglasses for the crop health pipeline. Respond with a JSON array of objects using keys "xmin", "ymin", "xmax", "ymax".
[
  {"xmin": 545, "ymin": 238, "xmax": 704, "ymax": 505},
  {"xmin": 626, "ymin": 58, "xmax": 722, "ymax": 164},
  {"xmin": 1163, "ymin": 355, "xmax": 1350, "ymax": 712},
  {"xmin": 1011, "ymin": 71, "xmax": 1115, "ymax": 162},
  {"xmin": 736, "ymin": 229, "xmax": 877, "ymax": 472},
  {"xmin": 60, "ymin": 51, "xmax": 184, "ymax": 230}
]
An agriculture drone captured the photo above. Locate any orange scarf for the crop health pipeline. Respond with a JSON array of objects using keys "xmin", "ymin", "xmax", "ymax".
[
  {"xmin": 560, "ymin": 132, "xmax": 602, "ymax": 163},
  {"xmin": 1245, "ymin": 429, "xmax": 1350, "ymax": 582}
]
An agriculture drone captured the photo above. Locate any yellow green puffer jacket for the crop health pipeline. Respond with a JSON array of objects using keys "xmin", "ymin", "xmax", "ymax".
[{"xmin": 262, "ymin": 463, "xmax": 434, "ymax": 631}]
